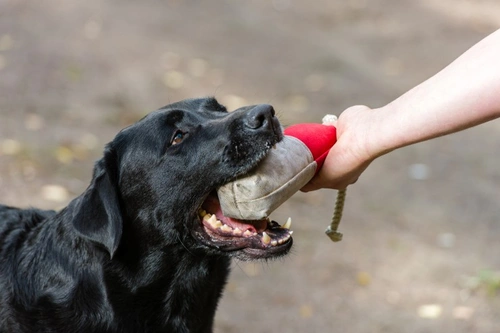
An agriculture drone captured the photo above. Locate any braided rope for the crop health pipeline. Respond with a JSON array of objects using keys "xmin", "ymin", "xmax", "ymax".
[
  {"xmin": 325, "ymin": 189, "xmax": 346, "ymax": 242},
  {"xmin": 321, "ymin": 114, "xmax": 345, "ymax": 242}
]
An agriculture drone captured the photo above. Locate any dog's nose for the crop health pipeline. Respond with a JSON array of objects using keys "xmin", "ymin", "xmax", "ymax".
[{"xmin": 244, "ymin": 104, "xmax": 276, "ymax": 130}]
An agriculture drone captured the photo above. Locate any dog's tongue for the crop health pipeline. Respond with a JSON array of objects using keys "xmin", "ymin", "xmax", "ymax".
[{"xmin": 202, "ymin": 195, "xmax": 268, "ymax": 232}]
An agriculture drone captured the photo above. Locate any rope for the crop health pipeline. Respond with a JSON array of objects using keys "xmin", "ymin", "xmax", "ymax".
[
  {"xmin": 325, "ymin": 189, "xmax": 346, "ymax": 242},
  {"xmin": 321, "ymin": 114, "xmax": 345, "ymax": 242}
]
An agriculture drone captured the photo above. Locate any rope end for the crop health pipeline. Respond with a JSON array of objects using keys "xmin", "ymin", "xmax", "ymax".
[{"xmin": 325, "ymin": 226, "xmax": 343, "ymax": 242}]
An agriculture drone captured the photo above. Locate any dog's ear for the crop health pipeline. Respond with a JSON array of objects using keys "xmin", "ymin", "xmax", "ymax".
[{"xmin": 71, "ymin": 147, "xmax": 123, "ymax": 258}]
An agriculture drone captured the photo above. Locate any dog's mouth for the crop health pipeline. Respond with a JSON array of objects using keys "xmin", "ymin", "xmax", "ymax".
[{"xmin": 195, "ymin": 193, "xmax": 292, "ymax": 259}]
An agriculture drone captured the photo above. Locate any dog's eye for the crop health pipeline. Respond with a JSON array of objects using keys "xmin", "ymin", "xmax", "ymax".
[{"xmin": 171, "ymin": 131, "xmax": 186, "ymax": 145}]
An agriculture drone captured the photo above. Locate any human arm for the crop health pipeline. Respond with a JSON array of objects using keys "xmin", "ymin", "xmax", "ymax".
[{"xmin": 302, "ymin": 29, "xmax": 500, "ymax": 191}]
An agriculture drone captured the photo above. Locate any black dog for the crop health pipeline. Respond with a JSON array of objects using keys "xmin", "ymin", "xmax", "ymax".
[{"xmin": 0, "ymin": 97, "xmax": 293, "ymax": 333}]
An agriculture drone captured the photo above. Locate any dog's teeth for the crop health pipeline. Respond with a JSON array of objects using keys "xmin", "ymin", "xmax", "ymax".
[
  {"xmin": 283, "ymin": 217, "xmax": 292, "ymax": 229},
  {"xmin": 262, "ymin": 232, "xmax": 271, "ymax": 245},
  {"xmin": 288, "ymin": 230, "xmax": 293, "ymax": 235},
  {"xmin": 199, "ymin": 209, "xmax": 207, "ymax": 217},
  {"xmin": 271, "ymin": 240, "xmax": 278, "ymax": 246},
  {"xmin": 233, "ymin": 228, "xmax": 242, "ymax": 235},
  {"xmin": 243, "ymin": 230, "xmax": 253, "ymax": 237},
  {"xmin": 208, "ymin": 214, "xmax": 217, "ymax": 224},
  {"xmin": 207, "ymin": 215, "xmax": 222, "ymax": 228},
  {"xmin": 220, "ymin": 224, "xmax": 232, "ymax": 232},
  {"xmin": 203, "ymin": 214, "xmax": 211, "ymax": 221}
]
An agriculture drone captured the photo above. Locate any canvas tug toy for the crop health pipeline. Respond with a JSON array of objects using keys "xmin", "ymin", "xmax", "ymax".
[{"xmin": 217, "ymin": 115, "xmax": 346, "ymax": 242}]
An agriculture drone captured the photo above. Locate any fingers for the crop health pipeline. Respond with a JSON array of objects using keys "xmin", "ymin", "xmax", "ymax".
[
  {"xmin": 301, "ymin": 170, "xmax": 357, "ymax": 192},
  {"xmin": 301, "ymin": 138, "xmax": 373, "ymax": 191},
  {"xmin": 301, "ymin": 145, "xmax": 352, "ymax": 191},
  {"xmin": 300, "ymin": 177, "xmax": 324, "ymax": 192}
]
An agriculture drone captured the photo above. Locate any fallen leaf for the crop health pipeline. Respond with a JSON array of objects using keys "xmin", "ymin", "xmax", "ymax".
[
  {"xmin": 41, "ymin": 185, "xmax": 69, "ymax": 203},
  {"xmin": 163, "ymin": 70, "xmax": 185, "ymax": 89},
  {"xmin": 356, "ymin": 271, "xmax": 371, "ymax": 287},
  {"xmin": 418, "ymin": 304, "xmax": 442, "ymax": 319},
  {"xmin": 299, "ymin": 304, "xmax": 313, "ymax": 318},
  {"xmin": 1, "ymin": 139, "xmax": 22, "ymax": 155},
  {"xmin": 55, "ymin": 146, "xmax": 75, "ymax": 165}
]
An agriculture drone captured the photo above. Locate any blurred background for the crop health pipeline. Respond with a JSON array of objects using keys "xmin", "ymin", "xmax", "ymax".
[{"xmin": 1, "ymin": 0, "xmax": 500, "ymax": 332}]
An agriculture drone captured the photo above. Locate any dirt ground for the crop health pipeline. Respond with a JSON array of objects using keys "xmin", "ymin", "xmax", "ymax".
[{"xmin": 1, "ymin": 1, "xmax": 500, "ymax": 332}]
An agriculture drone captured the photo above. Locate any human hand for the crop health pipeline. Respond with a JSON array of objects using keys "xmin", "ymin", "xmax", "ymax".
[{"xmin": 301, "ymin": 105, "xmax": 382, "ymax": 191}]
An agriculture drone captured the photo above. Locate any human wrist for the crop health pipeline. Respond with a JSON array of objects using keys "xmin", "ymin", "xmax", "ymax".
[{"xmin": 357, "ymin": 105, "xmax": 398, "ymax": 161}]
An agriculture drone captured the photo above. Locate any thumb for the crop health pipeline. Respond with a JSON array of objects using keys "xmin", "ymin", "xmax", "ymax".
[
  {"xmin": 301, "ymin": 143, "xmax": 345, "ymax": 192},
  {"xmin": 302, "ymin": 138, "xmax": 371, "ymax": 191}
]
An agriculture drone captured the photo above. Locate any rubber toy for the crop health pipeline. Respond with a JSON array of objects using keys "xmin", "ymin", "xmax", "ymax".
[{"xmin": 217, "ymin": 117, "xmax": 337, "ymax": 220}]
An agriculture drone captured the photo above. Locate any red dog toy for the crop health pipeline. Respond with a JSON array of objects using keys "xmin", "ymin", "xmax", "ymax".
[{"xmin": 217, "ymin": 121, "xmax": 337, "ymax": 221}]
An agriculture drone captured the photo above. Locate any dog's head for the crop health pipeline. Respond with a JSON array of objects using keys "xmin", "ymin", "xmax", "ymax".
[{"xmin": 71, "ymin": 97, "xmax": 293, "ymax": 261}]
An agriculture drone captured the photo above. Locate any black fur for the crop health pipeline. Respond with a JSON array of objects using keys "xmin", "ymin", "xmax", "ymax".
[{"xmin": 0, "ymin": 97, "xmax": 289, "ymax": 333}]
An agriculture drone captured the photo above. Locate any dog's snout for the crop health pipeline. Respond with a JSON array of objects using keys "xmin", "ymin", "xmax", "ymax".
[{"xmin": 244, "ymin": 104, "xmax": 275, "ymax": 130}]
